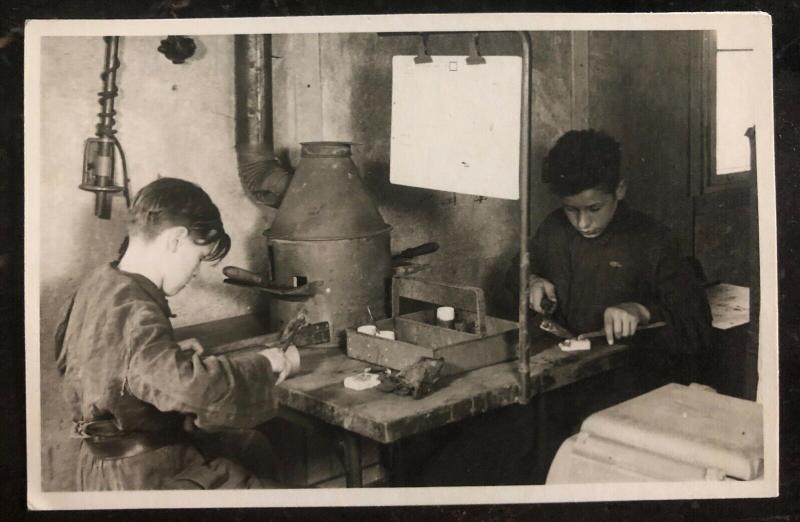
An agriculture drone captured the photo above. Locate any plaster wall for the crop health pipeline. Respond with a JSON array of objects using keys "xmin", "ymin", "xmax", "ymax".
[{"xmin": 38, "ymin": 35, "xmax": 265, "ymax": 490}]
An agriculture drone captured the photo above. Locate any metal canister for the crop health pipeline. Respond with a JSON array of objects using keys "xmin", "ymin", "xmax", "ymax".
[{"xmin": 264, "ymin": 142, "xmax": 392, "ymax": 346}]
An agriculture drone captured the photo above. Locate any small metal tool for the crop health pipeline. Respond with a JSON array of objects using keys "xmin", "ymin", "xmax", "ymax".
[
  {"xmin": 222, "ymin": 266, "xmax": 322, "ymax": 297},
  {"xmin": 539, "ymin": 296, "xmax": 575, "ymax": 339},
  {"xmin": 538, "ymin": 296, "xmax": 666, "ymax": 342},
  {"xmin": 540, "ymin": 319, "xmax": 574, "ymax": 339},
  {"xmin": 219, "ymin": 320, "xmax": 331, "ymax": 356},
  {"xmin": 576, "ymin": 321, "xmax": 667, "ymax": 340},
  {"xmin": 391, "ymin": 242, "xmax": 439, "ymax": 261}
]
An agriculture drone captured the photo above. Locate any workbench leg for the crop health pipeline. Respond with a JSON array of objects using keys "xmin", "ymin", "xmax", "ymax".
[
  {"xmin": 378, "ymin": 442, "xmax": 398, "ymax": 486},
  {"xmin": 338, "ymin": 431, "xmax": 363, "ymax": 488},
  {"xmin": 534, "ymin": 393, "xmax": 549, "ymax": 483}
]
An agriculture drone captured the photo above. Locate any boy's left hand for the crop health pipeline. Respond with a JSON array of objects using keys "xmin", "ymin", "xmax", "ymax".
[
  {"xmin": 178, "ymin": 337, "xmax": 204, "ymax": 355},
  {"xmin": 603, "ymin": 302, "xmax": 651, "ymax": 345}
]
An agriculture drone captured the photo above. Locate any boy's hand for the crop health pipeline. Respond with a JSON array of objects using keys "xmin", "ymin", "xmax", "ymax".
[
  {"xmin": 529, "ymin": 275, "xmax": 557, "ymax": 314},
  {"xmin": 603, "ymin": 302, "xmax": 651, "ymax": 345},
  {"xmin": 259, "ymin": 344, "xmax": 301, "ymax": 385},
  {"xmin": 177, "ymin": 337, "xmax": 204, "ymax": 355}
]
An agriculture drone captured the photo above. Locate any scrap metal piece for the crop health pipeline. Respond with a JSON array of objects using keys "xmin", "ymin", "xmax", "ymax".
[
  {"xmin": 377, "ymin": 357, "xmax": 445, "ymax": 399},
  {"xmin": 291, "ymin": 321, "xmax": 331, "ymax": 347}
]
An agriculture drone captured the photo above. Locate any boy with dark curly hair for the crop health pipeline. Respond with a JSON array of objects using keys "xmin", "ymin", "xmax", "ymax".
[{"xmin": 508, "ymin": 129, "xmax": 713, "ymax": 384}]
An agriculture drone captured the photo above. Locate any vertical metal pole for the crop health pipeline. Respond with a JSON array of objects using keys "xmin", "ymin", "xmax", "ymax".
[
  {"xmin": 234, "ymin": 34, "xmax": 290, "ymax": 209},
  {"xmin": 517, "ymin": 31, "xmax": 533, "ymax": 404},
  {"xmin": 95, "ymin": 36, "xmax": 120, "ymax": 219},
  {"xmin": 98, "ymin": 36, "xmax": 119, "ymax": 140}
]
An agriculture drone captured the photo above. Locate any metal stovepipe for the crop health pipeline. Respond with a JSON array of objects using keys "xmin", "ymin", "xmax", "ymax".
[{"xmin": 234, "ymin": 34, "xmax": 290, "ymax": 209}]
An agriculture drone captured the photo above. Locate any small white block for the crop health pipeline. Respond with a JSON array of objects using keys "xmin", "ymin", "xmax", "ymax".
[
  {"xmin": 376, "ymin": 330, "xmax": 396, "ymax": 340},
  {"xmin": 558, "ymin": 339, "xmax": 591, "ymax": 352},
  {"xmin": 343, "ymin": 373, "xmax": 381, "ymax": 391},
  {"xmin": 356, "ymin": 325, "xmax": 377, "ymax": 335}
]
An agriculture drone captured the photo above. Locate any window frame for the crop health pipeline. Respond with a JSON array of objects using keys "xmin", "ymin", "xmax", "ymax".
[{"xmin": 700, "ymin": 30, "xmax": 755, "ymax": 192}]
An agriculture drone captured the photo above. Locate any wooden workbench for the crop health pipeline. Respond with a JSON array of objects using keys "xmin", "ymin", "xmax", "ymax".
[
  {"xmin": 275, "ymin": 341, "xmax": 631, "ymax": 445},
  {"xmin": 180, "ymin": 315, "xmax": 633, "ymax": 487},
  {"xmin": 276, "ymin": 339, "xmax": 631, "ymax": 487}
]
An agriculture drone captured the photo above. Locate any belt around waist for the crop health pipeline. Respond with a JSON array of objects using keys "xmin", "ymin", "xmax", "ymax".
[{"xmin": 83, "ymin": 430, "xmax": 185, "ymax": 460}]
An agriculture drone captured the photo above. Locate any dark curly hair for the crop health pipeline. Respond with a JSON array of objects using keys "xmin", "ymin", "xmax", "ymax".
[
  {"xmin": 542, "ymin": 129, "xmax": 622, "ymax": 197},
  {"xmin": 119, "ymin": 177, "xmax": 231, "ymax": 262}
]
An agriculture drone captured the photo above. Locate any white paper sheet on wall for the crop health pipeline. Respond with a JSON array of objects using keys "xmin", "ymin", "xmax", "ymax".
[{"xmin": 390, "ymin": 55, "xmax": 522, "ymax": 200}]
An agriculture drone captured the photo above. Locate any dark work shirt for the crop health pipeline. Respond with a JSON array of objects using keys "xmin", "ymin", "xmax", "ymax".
[
  {"xmin": 506, "ymin": 202, "xmax": 712, "ymax": 354},
  {"xmin": 53, "ymin": 263, "xmax": 282, "ymax": 490},
  {"xmin": 55, "ymin": 263, "xmax": 278, "ymax": 433}
]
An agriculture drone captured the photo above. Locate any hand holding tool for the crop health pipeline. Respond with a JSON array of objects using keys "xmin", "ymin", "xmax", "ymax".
[
  {"xmin": 530, "ymin": 277, "xmax": 557, "ymax": 314},
  {"xmin": 557, "ymin": 321, "xmax": 666, "ymax": 352},
  {"xmin": 219, "ymin": 320, "xmax": 331, "ymax": 356},
  {"xmin": 539, "ymin": 296, "xmax": 575, "ymax": 339},
  {"xmin": 577, "ymin": 321, "xmax": 667, "ymax": 341},
  {"xmin": 277, "ymin": 313, "xmax": 308, "ymax": 351}
]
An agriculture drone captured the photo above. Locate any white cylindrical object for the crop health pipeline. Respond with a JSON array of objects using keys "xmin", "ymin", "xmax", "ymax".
[
  {"xmin": 377, "ymin": 330, "xmax": 396, "ymax": 340},
  {"xmin": 436, "ymin": 306, "xmax": 455, "ymax": 328},
  {"xmin": 436, "ymin": 306, "xmax": 455, "ymax": 321},
  {"xmin": 357, "ymin": 325, "xmax": 377, "ymax": 336}
]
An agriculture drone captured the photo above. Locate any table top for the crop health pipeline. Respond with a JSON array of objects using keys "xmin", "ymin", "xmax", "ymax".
[
  {"xmin": 187, "ymin": 315, "xmax": 632, "ymax": 445},
  {"xmin": 273, "ymin": 339, "xmax": 632, "ymax": 444}
]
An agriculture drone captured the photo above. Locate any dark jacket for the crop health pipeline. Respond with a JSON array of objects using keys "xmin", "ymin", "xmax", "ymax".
[
  {"xmin": 506, "ymin": 203, "xmax": 713, "ymax": 355},
  {"xmin": 55, "ymin": 263, "xmax": 279, "ymax": 490}
]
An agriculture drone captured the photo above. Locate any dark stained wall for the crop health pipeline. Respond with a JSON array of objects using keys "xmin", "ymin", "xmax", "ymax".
[{"xmin": 588, "ymin": 31, "xmax": 695, "ymax": 256}]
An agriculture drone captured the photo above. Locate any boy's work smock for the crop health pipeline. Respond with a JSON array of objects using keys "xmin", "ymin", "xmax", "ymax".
[
  {"xmin": 55, "ymin": 263, "xmax": 278, "ymax": 490},
  {"xmin": 507, "ymin": 203, "xmax": 713, "ymax": 358}
]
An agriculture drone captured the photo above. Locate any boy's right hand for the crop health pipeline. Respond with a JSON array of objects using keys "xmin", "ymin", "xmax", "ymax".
[
  {"xmin": 529, "ymin": 275, "xmax": 557, "ymax": 314},
  {"xmin": 259, "ymin": 345, "xmax": 301, "ymax": 385}
]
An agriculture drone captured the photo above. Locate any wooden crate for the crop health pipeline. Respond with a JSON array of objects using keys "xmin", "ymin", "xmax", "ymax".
[{"xmin": 346, "ymin": 276, "xmax": 518, "ymax": 375}]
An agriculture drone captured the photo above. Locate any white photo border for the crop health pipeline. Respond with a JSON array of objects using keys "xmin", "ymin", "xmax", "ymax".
[{"xmin": 24, "ymin": 12, "xmax": 779, "ymax": 510}]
